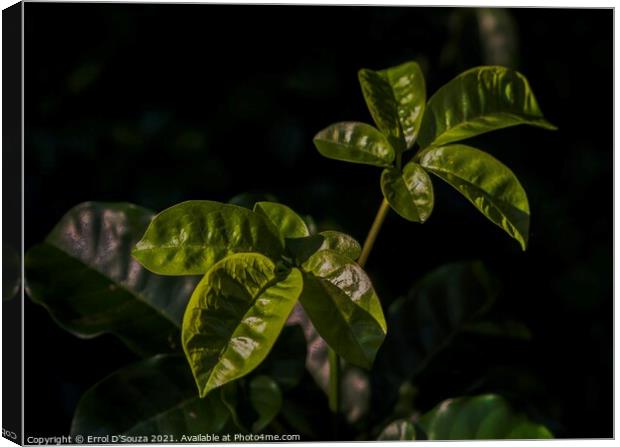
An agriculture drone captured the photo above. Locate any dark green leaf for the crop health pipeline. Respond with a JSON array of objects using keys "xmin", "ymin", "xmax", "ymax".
[
  {"xmin": 381, "ymin": 161, "xmax": 434, "ymax": 223},
  {"xmin": 256, "ymin": 325, "xmax": 307, "ymax": 390},
  {"xmin": 418, "ymin": 144, "xmax": 529, "ymax": 249},
  {"xmin": 418, "ymin": 66, "xmax": 556, "ymax": 148},
  {"xmin": 71, "ymin": 355, "xmax": 231, "ymax": 436},
  {"xmin": 299, "ymin": 250, "xmax": 386, "ymax": 369},
  {"xmin": 359, "ymin": 61, "xmax": 426, "ymax": 150},
  {"xmin": 419, "ymin": 394, "xmax": 553, "ymax": 439},
  {"xmin": 249, "ymin": 375, "xmax": 283, "ymax": 432},
  {"xmin": 25, "ymin": 202, "xmax": 198, "ymax": 356},
  {"xmin": 313, "ymin": 122, "xmax": 395, "ymax": 167},
  {"xmin": 132, "ymin": 200, "xmax": 284, "ymax": 275},
  {"xmin": 182, "ymin": 253, "xmax": 303, "ymax": 397},
  {"xmin": 253, "ymin": 201, "xmax": 310, "ymax": 239},
  {"xmin": 378, "ymin": 419, "xmax": 417, "ymax": 440},
  {"xmin": 371, "ymin": 262, "xmax": 495, "ymax": 414}
]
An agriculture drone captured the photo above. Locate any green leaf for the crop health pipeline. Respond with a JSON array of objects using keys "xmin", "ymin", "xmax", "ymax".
[
  {"xmin": 286, "ymin": 231, "xmax": 362, "ymax": 266},
  {"xmin": 249, "ymin": 375, "xmax": 283, "ymax": 432},
  {"xmin": 419, "ymin": 394, "xmax": 553, "ymax": 439},
  {"xmin": 317, "ymin": 231, "xmax": 361, "ymax": 260},
  {"xmin": 378, "ymin": 419, "xmax": 417, "ymax": 440},
  {"xmin": 228, "ymin": 192, "xmax": 279, "ymax": 209},
  {"xmin": 359, "ymin": 61, "xmax": 426, "ymax": 150},
  {"xmin": 372, "ymin": 261, "xmax": 496, "ymax": 412},
  {"xmin": 132, "ymin": 200, "xmax": 284, "ymax": 275},
  {"xmin": 313, "ymin": 122, "xmax": 395, "ymax": 167},
  {"xmin": 418, "ymin": 144, "xmax": 530, "ymax": 249},
  {"xmin": 253, "ymin": 201, "xmax": 310, "ymax": 239},
  {"xmin": 25, "ymin": 202, "xmax": 198, "ymax": 356},
  {"xmin": 418, "ymin": 66, "xmax": 556, "ymax": 148},
  {"xmin": 71, "ymin": 355, "xmax": 231, "ymax": 436},
  {"xmin": 381, "ymin": 161, "xmax": 434, "ymax": 223},
  {"xmin": 299, "ymin": 250, "xmax": 386, "ymax": 369},
  {"xmin": 182, "ymin": 253, "xmax": 303, "ymax": 397}
]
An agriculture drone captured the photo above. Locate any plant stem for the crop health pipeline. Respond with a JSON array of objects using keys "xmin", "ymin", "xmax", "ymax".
[{"xmin": 357, "ymin": 198, "xmax": 391, "ymax": 268}]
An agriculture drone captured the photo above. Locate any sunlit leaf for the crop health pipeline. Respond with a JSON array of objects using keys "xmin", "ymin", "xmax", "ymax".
[
  {"xmin": 359, "ymin": 61, "xmax": 426, "ymax": 150},
  {"xmin": 381, "ymin": 161, "xmax": 434, "ymax": 223},
  {"xmin": 25, "ymin": 202, "xmax": 198, "ymax": 356},
  {"xmin": 132, "ymin": 201, "xmax": 283, "ymax": 275},
  {"xmin": 418, "ymin": 66, "xmax": 556, "ymax": 148},
  {"xmin": 299, "ymin": 250, "xmax": 386, "ymax": 369},
  {"xmin": 313, "ymin": 122, "xmax": 395, "ymax": 167},
  {"xmin": 418, "ymin": 144, "xmax": 529, "ymax": 249},
  {"xmin": 254, "ymin": 201, "xmax": 310, "ymax": 239},
  {"xmin": 182, "ymin": 253, "xmax": 303, "ymax": 397}
]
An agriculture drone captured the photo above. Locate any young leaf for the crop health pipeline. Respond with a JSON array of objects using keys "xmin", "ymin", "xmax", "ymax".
[
  {"xmin": 317, "ymin": 231, "xmax": 362, "ymax": 260},
  {"xmin": 418, "ymin": 66, "xmax": 557, "ymax": 148},
  {"xmin": 313, "ymin": 122, "xmax": 395, "ymax": 167},
  {"xmin": 132, "ymin": 201, "xmax": 283, "ymax": 276},
  {"xmin": 182, "ymin": 253, "xmax": 303, "ymax": 397},
  {"xmin": 419, "ymin": 394, "xmax": 553, "ymax": 439},
  {"xmin": 253, "ymin": 201, "xmax": 310, "ymax": 239},
  {"xmin": 359, "ymin": 61, "xmax": 426, "ymax": 150},
  {"xmin": 71, "ymin": 355, "xmax": 231, "ymax": 436},
  {"xmin": 25, "ymin": 202, "xmax": 198, "ymax": 356},
  {"xmin": 299, "ymin": 250, "xmax": 386, "ymax": 369},
  {"xmin": 377, "ymin": 419, "xmax": 417, "ymax": 440},
  {"xmin": 418, "ymin": 144, "xmax": 530, "ymax": 249},
  {"xmin": 381, "ymin": 161, "xmax": 434, "ymax": 223},
  {"xmin": 249, "ymin": 375, "xmax": 283, "ymax": 432}
]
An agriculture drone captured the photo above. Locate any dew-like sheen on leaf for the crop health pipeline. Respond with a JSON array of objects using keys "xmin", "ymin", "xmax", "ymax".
[
  {"xmin": 132, "ymin": 201, "xmax": 284, "ymax": 276},
  {"xmin": 418, "ymin": 144, "xmax": 530, "ymax": 250},
  {"xmin": 182, "ymin": 253, "xmax": 303, "ymax": 397}
]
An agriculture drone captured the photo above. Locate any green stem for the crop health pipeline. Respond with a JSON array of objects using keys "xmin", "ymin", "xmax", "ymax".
[{"xmin": 357, "ymin": 198, "xmax": 391, "ymax": 268}]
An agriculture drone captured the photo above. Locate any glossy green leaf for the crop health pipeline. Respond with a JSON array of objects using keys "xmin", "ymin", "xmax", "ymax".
[
  {"xmin": 381, "ymin": 161, "xmax": 434, "ymax": 223},
  {"xmin": 419, "ymin": 144, "xmax": 530, "ymax": 249},
  {"xmin": 228, "ymin": 192, "xmax": 279, "ymax": 209},
  {"xmin": 418, "ymin": 66, "xmax": 556, "ymax": 148},
  {"xmin": 25, "ymin": 202, "xmax": 198, "ymax": 356},
  {"xmin": 419, "ymin": 394, "xmax": 553, "ymax": 439},
  {"xmin": 132, "ymin": 200, "xmax": 283, "ymax": 275},
  {"xmin": 313, "ymin": 122, "xmax": 395, "ymax": 167},
  {"xmin": 182, "ymin": 253, "xmax": 303, "ymax": 397},
  {"xmin": 253, "ymin": 201, "xmax": 310, "ymax": 239},
  {"xmin": 71, "ymin": 355, "xmax": 231, "ymax": 436},
  {"xmin": 299, "ymin": 250, "xmax": 386, "ymax": 369},
  {"xmin": 359, "ymin": 61, "xmax": 426, "ymax": 150},
  {"xmin": 378, "ymin": 419, "xmax": 417, "ymax": 440},
  {"xmin": 249, "ymin": 375, "xmax": 283, "ymax": 432},
  {"xmin": 317, "ymin": 231, "xmax": 361, "ymax": 260}
]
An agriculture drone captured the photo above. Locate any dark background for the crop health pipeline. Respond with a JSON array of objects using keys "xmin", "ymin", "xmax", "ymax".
[{"xmin": 24, "ymin": 4, "xmax": 612, "ymax": 438}]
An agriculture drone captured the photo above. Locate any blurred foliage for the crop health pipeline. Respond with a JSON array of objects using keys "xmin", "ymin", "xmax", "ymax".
[{"xmin": 23, "ymin": 4, "xmax": 611, "ymax": 439}]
